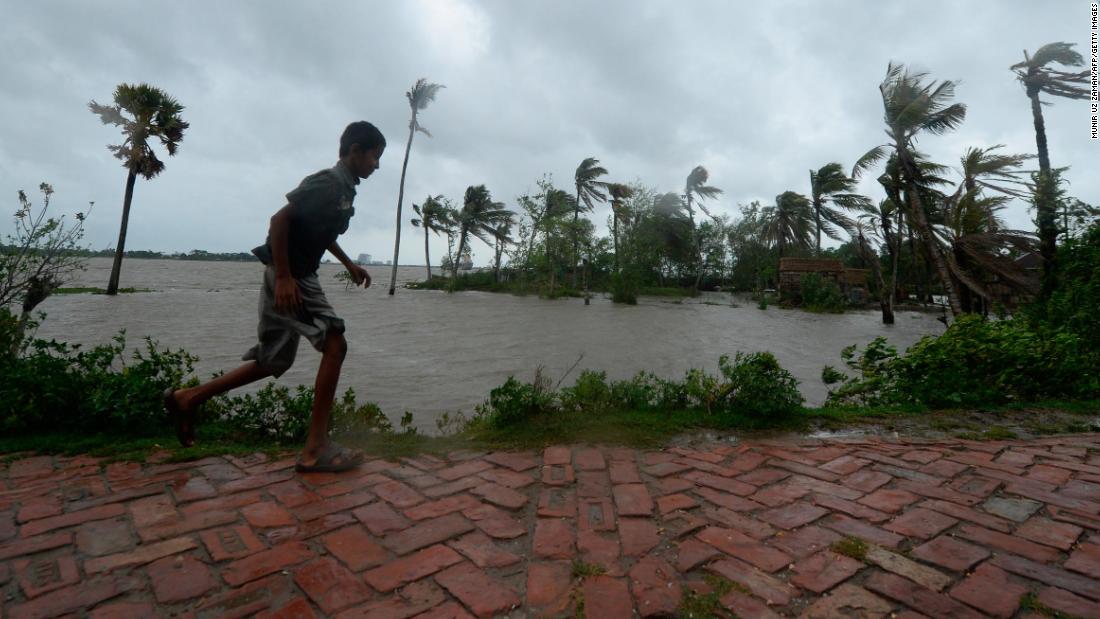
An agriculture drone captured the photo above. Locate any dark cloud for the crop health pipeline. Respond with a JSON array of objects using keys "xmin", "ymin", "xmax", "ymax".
[{"xmin": 1, "ymin": 0, "xmax": 1094, "ymax": 266}]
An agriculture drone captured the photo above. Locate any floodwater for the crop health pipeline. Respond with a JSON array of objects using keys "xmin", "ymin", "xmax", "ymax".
[{"xmin": 36, "ymin": 258, "xmax": 945, "ymax": 433}]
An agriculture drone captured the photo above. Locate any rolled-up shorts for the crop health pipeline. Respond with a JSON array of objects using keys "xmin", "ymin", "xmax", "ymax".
[{"xmin": 242, "ymin": 266, "xmax": 345, "ymax": 377}]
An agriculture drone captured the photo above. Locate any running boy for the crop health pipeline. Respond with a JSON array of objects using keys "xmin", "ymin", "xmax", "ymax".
[{"xmin": 164, "ymin": 121, "xmax": 385, "ymax": 473}]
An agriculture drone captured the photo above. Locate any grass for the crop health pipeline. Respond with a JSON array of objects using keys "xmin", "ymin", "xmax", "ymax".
[
  {"xmin": 830, "ymin": 537, "xmax": 869, "ymax": 561},
  {"xmin": 54, "ymin": 287, "xmax": 153, "ymax": 294},
  {"xmin": 677, "ymin": 575, "xmax": 741, "ymax": 618},
  {"xmin": 571, "ymin": 560, "xmax": 607, "ymax": 579}
]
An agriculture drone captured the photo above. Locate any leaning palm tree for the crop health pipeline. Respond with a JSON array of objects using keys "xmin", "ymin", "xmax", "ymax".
[
  {"xmin": 1011, "ymin": 43, "xmax": 1089, "ymax": 289},
  {"xmin": 761, "ymin": 191, "xmax": 814, "ymax": 259},
  {"xmin": 89, "ymin": 83, "xmax": 188, "ymax": 295},
  {"xmin": 572, "ymin": 158, "xmax": 609, "ymax": 286},
  {"xmin": 607, "ymin": 183, "xmax": 634, "ymax": 273},
  {"xmin": 684, "ymin": 166, "xmax": 723, "ymax": 289},
  {"xmin": 853, "ymin": 215, "xmax": 894, "ymax": 324},
  {"xmin": 451, "ymin": 185, "xmax": 514, "ymax": 281},
  {"xmin": 410, "ymin": 195, "xmax": 452, "ymax": 281},
  {"xmin": 490, "ymin": 218, "xmax": 515, "ymax": 283},
  {"xmin": 808, "ymin": 163, "xmax": 871, "ymax": 255},
  {"xmin": 854, "ymin": 63, "xmax": 968, "ymax": 316},
  {"xmin": 389, "ymin": 78, "xmax": 445, "ymax": 296}
]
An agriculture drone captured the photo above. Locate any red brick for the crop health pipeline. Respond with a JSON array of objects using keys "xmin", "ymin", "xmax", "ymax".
[
  {"xmin": 243, "ymin": 501, "xmax": 297, "ymax": 528},
  {"xmin": 471, "ymin": 483, "xmax": 527, "ymax": 510},
  {"xmin": 6, "ymin": 576, "xmax": 140, "ymax": 619},
  {"xmin": 540, "ymin": 464, "xmax": 575, "ymax": 486},
  {"xmin": 750, "ymin": 482, "xmax": 809, "ymax": 507},
  {"xmin": 1065, "ymin": 543, "xmax": 1100, "ymax": 576},
  {"xmin": 353, "ymin": 501, "xmax": 411, "ymax": 536},
  {"xmin": 254, "ymin": 597, "xmax": 319, "ymax": 619},
  {"xmin": 75, "ymin": 517, "xmax": 133, "ymax": 557},
  {"xmin": 200, "ymin": 524, "xmax": 267, "ymax": 562},
  {"xmin": 472, "ymin": 514, "xmax": 525, "ymax": 539},
  {"xmin": 696, "ymin": 526, "xmax": 790, "ymax": 572},
  {"xmin": 657, "ymin": 493, "xmax": 697, "ymax": 514},
  {"xmin": 85, "ymin": 535, "xmax": 197, "ymax": 573},
  {"xmin": 222, "ymin": 541, "xmax": 315, "ymax": 586},
  {"xmin": 171, "ymin": 476, "xmax": 219, "ymax": 503},
  {"xmin": 619, "ymin": 518, "xmax": 659, "ymax": 557},
  {"xmin": 537, "ymin": 488, "xmax": 576, "ymax": 518},
  {"xmin": 656, "ymin": 476, "xmax": 693, "ymax": 495},
  {"xmin": 576, "ymin": 470, "xmax": 610, "ymax": 498},
  {"xmin": 382, "ymin": 513, "xmax": 475, "ymax": 556},
  {"xmin": 910, "ymin": 535, "xmax": 989, "ymax": 571},
  {"xmin": 323, "ymin": 525, "xmax": 389, "ymax": 571},
  {"xmin": 581, "ymin": 576, "xmax": 633, "ymax": 619},
  {"xmin": 643, "ymin": 461, "xmax": 692, "ymax": 477},
  {"xmin": 1015, "ymin": 517, "xmax": 1083, "ymax": 550},
  {"xmin": 434, "ymin": 562, "xmax": 521, "ymax": 618},
  {"xmin": 919, "ymin": 458, "xmax": 969, "ymax": 478},
  {"xmin": 128, "ymin": 494, "xmax": 175, "ymax": 529},
  {"xmin": 534, "ymin": 518, "xmax": 575, "ymax": 559},
  {"xmin": 422, "ymin": 477, "xmax": 481, "ymax": 498},
  {"xmin": 294, "ymin": 557, "xmax": 372, "ymax": 614},
  {"xmin": 476, "ymin": 467, "xmax": 534, "ymax": 488},
  {"xmin": 363, "ymin": 544, "xmax": 463, "ymax": 592},
  {"xmin": 609, "ymin": 461, "xmax": 641, "ymax": 484},
  {"xmin": 180, "ymin": 489, "xmax": 263, "ymax": 516},
  {"xmin": 676, "ymin": 537, "xmax": 721, "ymax": 571},
  {"xmin": 842, "ymin": 469, "xmax": 892, "ymax": 492},
  {"xmin": 819, "ymin": 455, "xmax": 871, "ymax": 476},
  {"xmin": 788, "ymin": 475, "xmax": 865, "ymax": 500},
  {"xmin": 720, "ymin": 590, "xmax": 783, "ymax": 619},
  {"xmin": 435, "ymin": 460, "xmax": 493, "ymax": 481},
  {"xmin": 0, "ymin": 532, "xmax": 72, "ymax": 561},
  {"xmin": 292, "ymin": 491, "xmax": 375, "ymax": 522},
  {"xmin": 994, "ymin": 552, "xmax": 1100, "ymax": 604},
  {"xmin": 373, "ymin": 480, "xmax": 425, "ymax": 508},
  {"xmin": 684, "ymin": 470, "xmax": 755, "ymax": 496},
  {"xmin": 629, "ymin": 555, "xmax": 682, "ymax": 617},
  {"xmin": 858, "ymin": 488, "xmax": 919, "ymax": 513},
  {"xmin": 448, "ymin": 530, "xmax": 521, "ymax": 568},
  {"xmin": 412, "ymin": 601, "xmax": 475, "ymax": 619},
  {"xmin": 768, "ymin": 458, "xmax": 840, "ymax": 482},
  {"xmin": 193, "ymin": 574, "xmax": 291, "ymax": 618},
  {"xmin": 1037, "ymin": 587, "xmax": 1100, "ymax": 619},
  {"xmin": 758, "ymin": 501, "xmax": 828, "ymax": 530},
  {"xmin": 526, "ymin": 561, "xmax": 573, "ymax": 615},
  {"xmin": 9, "ymin": 456, "xmax": 54, "ymax": 478},
  {"xmin": 220, "ymin": 470, "xmax": 295, "ymax": 495},
  {"xmin": 87, "ymin": 602, "xmax": 157, "ymax": 619},
  {"xmin": 575, "ymin": 448, "xmax": 607, "ymax": 471},
  {"xmin": 770, "ymin": 525, "xmax": 841, "ymax": 559},
  {"xmin": 19, "ymin": 503, "xmax": 125, "ymax": 537},
  {"xmin": 16, "ymin": 496, "xmax": 61, "ymax": 523},
  {"xmin": 543, "ymin": 446, "xmax": 571, "ymax": 466},
  {"xmin": 883, "ymin": 507, "xmax": 957, "ymax": 539},
  {"xmin": 955, "ymin": 524, "xmax": 1061, "ymax": 563},
  {"xmin": 138, "ymin": 509, "xmax": 238, "ymax": 542},
  {"xmin": 864, "ymin": 546, "xmax": 952, "ymax": 592},
  {"xmin": 790, "ymin": 551, "xmax": 863, "ymax": 593},
  {"xmin": 950, "ymin": 563, "xmax": 1027, "ymax": 618},
  {"xmin": 1027, "ymin": 464, "xmax": 1074, "ymax": 485},
  {"xmin": 483, "ymin": 451, "xmax": 538, "ymax": 472},
  {"xmin": 948, "ymin": 475, "xmax": 1001, "ymax": 498},
  {"xmin": 707, "ymin": 557, "xmax": 796, "ymax": 606},
  {"xmin": 612, "ymin": 483, "xmax": 653, "ymax": 516},
  {"xmin": 578, "ymin": 498, "xmax": 615, "ymax": 531},
  {"xmin": 148, "ymin": 554, "xmax": 217, "ymax": 603},
  {"xmin": 694, "ymin": 487, "xmax": 761, "ymax": 511},
  {"xmin": 701, "ymin": 506, "xmax": 775, "ymax": 540},
  {"xmin": 801, "ymin": 583, "xmax": 893, "ymax": 618},
  {"xmin": 919, "ymin": 498, "xmax": 1013, "ymax": 533},
  {"xmin": 812, "ymin": 494, "xmax": 890, "ymax": 523},
  {"xmin": 735, "ymin": 467, "xmax": 789, "ymax": 486},
  {"xmin": 404, "ymin": 494, "xmax": 480, "ymax": 521},
  {"xmin": 13, "ymin": 554, "xmax": 79, "ymax": 598},
  {"xmin": 819, "ymin": 514, "xmax": 904, "ymax": 549},
  {"xmin": 674, "ymin": 447, "xmax": 727, "ymax": 464},
  {"xmin": 865, "ymin": 571, "xmax": 984, "ymax": 619}
]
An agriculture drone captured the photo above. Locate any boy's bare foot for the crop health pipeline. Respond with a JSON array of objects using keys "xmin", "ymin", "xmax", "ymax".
[
  {"xmin": 163, "ymin": 388, "xmax": 197, "ymax": 447},
  {"xmin": 296, "ymin": 442, "xmax": 364, "ymax": 473}
]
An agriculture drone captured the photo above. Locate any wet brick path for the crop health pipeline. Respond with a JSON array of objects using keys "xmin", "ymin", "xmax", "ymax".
[{"xmin": 2, "ymin": 435, "xmax": 1099, "ymax": 617}]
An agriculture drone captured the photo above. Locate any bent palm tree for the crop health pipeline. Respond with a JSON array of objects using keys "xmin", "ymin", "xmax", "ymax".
[
  {"xmin": 607, "ymin": 183, "xmax": 634, "ymax": 273},
  {"xmin": 389, "ymin": 78, "xmax": 445, "ymax": 296},
  {"xmin": 1011, "ymin": 42, "xmax": 1089, "ymax": 291},
  {"xmin": 684, "ymin": 166, "xmax": 722, "ymax": 289},
  {"xmin": 410, "ymin": 195, "xmax": 452, "ymax": 281},
  {"xmin": 490, "ymin": 219, "xmax": 515, "ymax": 283},
  {"xmin": 89, "ymin": 83, "xmax": 188, "ymax": 295},
  {"xmin": 852, "ymin": 215, "xmax": 894, "ymax": 324},
  {"xmin": 855, "ymin": 63, "xmax": 968, "ymax": 316},
  {"xmin": 452, "ymin": 185, "xmax": 514, "ymax": 281},
  {"xmin": 761, "ymin": 191, "xmax": 814, "ymax": 259},
  {"xmin": 809, "ymin": 163, "xmax": 871, "ymax": 255},
  {"xmin": 572, "ymin": 158, "xmax": 609, "ymax": 286}
]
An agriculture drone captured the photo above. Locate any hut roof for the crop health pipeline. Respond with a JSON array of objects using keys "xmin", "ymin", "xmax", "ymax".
[{"xmin": 778, "ymin": 258, "xmax": 845, "ymax": 273}]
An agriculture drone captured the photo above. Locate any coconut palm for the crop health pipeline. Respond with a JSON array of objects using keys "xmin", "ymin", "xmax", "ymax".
[
  {"xmin": 1011, "ymin": 42, "xmax": 1089, "ymax": 289},
  {"xmin": 852, "ymin": 215, "xmax": 894, "ymax": 324},
  {"xmin": 88, "ymin": 83, "xmax": 188, "ymax": 295},
  {"xmin": 410, "ymin": 195, "xmax": 452, "ymax": 282},
  {"xmin": 388, "ymin": 78, "xmax": 445, "ymax": 296},
  {"xmin": 760, "ymin": 191, "xmax": 814, "ymax": 258},
  {"xmin": 854, "ymin": 63, "xmax": 968, "ymax": 316},
  {"xmin": 572, "ymin": 158, "xmax": 609, "ymax": 286},
  {"xmin": 607, "ymin": 183, "xmax": 634, "ymax": 273},
  {"xmin": 808, "ymin": 163, "xmax": 871, "ymax": 255},
  {"xmin": 451, "ymin": 185, "xmax": 514, "ymax": 281},
  {"xmin": 683, "ymin": 166, "xmax": 722, "ymax": 289},
  {"xmin": 489, "ymin": 219, "xmax": 515, "ymax": 283}
]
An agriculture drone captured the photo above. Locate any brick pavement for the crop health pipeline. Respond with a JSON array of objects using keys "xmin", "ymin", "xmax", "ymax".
[{"xmin": 1, "ymin": 435, "xmax": 1099, "ymax": 617}]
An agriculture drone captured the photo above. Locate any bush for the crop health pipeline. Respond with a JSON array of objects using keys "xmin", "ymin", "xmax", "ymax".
[
  {"xmin": 1027, "ymin": 223, "xmax": 1100, "ymax": 351},
  {"xmin": 717, "ymin": 352, "xmax": 803, "ymax": 419},
  {"xmin": 560, "ymin": 370, "xmax": 612, "ymax": 412},
  {"xmin": 799, "ymin": 273, "xmax": 846, "ymax": 313},
  {"xmin": 476, "ymin": 372, "xmax": 557, "ymax": 427}
]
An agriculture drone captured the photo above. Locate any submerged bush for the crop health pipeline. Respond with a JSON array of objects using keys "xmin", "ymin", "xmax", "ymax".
[{"xmin": 799, "ymin": 273, "xmax": 846, "ymax": 313}]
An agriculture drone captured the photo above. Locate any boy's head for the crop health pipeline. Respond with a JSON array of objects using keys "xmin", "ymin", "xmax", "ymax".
[{"xmin": 339, "ymin": 121, "xmax": 386, "ymax": 179}]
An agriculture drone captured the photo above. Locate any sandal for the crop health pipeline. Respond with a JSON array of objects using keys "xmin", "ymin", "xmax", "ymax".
[
  {"xmin": 163, "ymin": 388, "xmax": 196, "ymax": 447},
  {"xmin": 295, "ymin": 442, "xmax": 364, "ymax": 473}
]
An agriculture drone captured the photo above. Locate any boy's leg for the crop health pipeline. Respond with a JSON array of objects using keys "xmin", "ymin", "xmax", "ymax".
[
  {"xmin": 171, "ymin": 361, "xmax": 273, "ymax": 411},
  {"xmin": 299, "ymin": 330, "xmax": 357, "ymax": 467}
]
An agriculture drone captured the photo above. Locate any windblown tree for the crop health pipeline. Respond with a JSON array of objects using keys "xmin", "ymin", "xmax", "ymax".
[
  {"xmin": 572, "ymin": 158, "xmax": 608, "ymax": 286},
  {"xmin": 761, "ymin": 191, "xmax": 813, "ymax": 259},
  {"xmin": 1011, "ymin": 42, "xmax": 1090, "ymax": 292},
  {"xmin": 489, "ymin": 219, "xmax": 515, "ymax": 283},
  {"xmin": 410, "ymin": 195, "xmax": 452, "ymax": 282},
  {"xmin": 389, "ymin": 78, "xmax": 444, "ymax": 296},
  {"xmin": 89, "ymin": 83, "xmax": 188, "ymax": 295},
  {"xmin": 808, "ymin": 163, "xmax": 871, "ymax": 255},
  {"xmin": 451, "ymin": 185, "xmax": 514, "ymax": 281},
  {"xmin": 855, "ymin": 63, "xmax": 968, "ymax": 316},
  {"xmin": 683, "ymin": 166, "xmax": 723, "ymax": 289},
  {"xmin": 607, "ymin": 183, "xmax": 634, "ymax": 273},
  {"xmin": 852, "ymin": 214, "xmax": 894, "ymax": 324}
]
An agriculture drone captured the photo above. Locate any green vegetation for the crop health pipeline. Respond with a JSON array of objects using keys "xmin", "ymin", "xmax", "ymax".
[
  {"xmin": 570, "ymin": 560, "xmax": 607, "ymax": 579},
  {"xmin": 678, "ymin": 575, "xmax": 740, "ymax": 619},
  {"xmin": 830, "ymin": 537, "xmax": 869, "ymax": 561}
]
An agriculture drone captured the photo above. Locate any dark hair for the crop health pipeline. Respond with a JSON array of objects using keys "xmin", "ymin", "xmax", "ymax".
[{"xmin": 339, "ymin": 121, "xmax": 386, "ymax": 156}]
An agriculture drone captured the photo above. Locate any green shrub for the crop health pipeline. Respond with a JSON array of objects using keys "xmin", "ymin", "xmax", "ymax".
[
  {"xmin": 799, "ymin": 273, "xmax": 846, "ymax": 313},
  {"xmin": 717, "ymin": 352, "xmax": 803, "ymax": 419},
  {"xmin": 477, "ymin": 373, "xmax": 557, "ymax": 427},
  {"xmin": 1027, "ymin": 223, "xmax": 1100, "ymax": 351},
  {"xmin": 560, "ymin": 370, "xmax": 612, "ymax": 412}
]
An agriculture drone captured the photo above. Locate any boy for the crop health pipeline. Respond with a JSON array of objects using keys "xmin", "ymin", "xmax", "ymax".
[{"xmin": 164, "ymin": 121, "xmax": 385, "ymax": 473}]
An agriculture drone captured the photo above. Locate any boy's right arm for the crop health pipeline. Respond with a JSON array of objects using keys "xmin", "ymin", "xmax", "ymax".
[{"xmin": 269, "ymin": 204, "xmax": 302, "ymax": 313}]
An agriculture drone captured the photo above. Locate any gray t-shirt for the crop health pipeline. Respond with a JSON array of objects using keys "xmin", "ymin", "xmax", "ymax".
[{"xmin": 253, "ymin": 162, "xmax": 358, "ymax": 277}]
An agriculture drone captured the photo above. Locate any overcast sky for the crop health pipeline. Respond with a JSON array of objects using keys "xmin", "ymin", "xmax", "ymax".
[{"xmin": 2, "ymin": 1, "xmax": 1096, "ymax": 266}]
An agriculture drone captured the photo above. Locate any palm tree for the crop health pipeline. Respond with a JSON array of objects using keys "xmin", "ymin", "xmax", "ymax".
[
  {"xmin": 451, "ymin": 185, "xmax": 514, "ymax": 281},
  {"xmin": 607, "ymin": 183, "xmax": 634, "ymax": 273},
  {"xmin": 808, "ymin": 163, "xmax": 871, "ymax": 255},
  {"xmin": 490, "ymin": 219, "xmax": 515, "ymax": 283},
  {"xmin": 389, "ymin": 78, "xmax": 445, "ymax": 296},
  {"xmin": 855, "ymin": 63, "xmax": 968, "ymax": 316},
  {"xmin": 1011, "ymin": 43, "xmax": 1089, "ymax": 290},
  {"xmin": 852, "ymin": 215, "xmax": 894, "ymax": 324},
  {"xmin": 410, "ymin": 195, "xmax": 452, "ymax": 281},
  {"xmin": 683, "ymin": 166, "xmax": 722, "ymax": 289},
  {"xmin": 89, "ymin": 83, "xmax": 188, "ymax": 295},
  {"xmin": 760, "ymin": 191, "xmax": 814, "ymax": 258},
  {"xmin": 572, "ymin": 158, "xmax": 608, "ymax": 286}
]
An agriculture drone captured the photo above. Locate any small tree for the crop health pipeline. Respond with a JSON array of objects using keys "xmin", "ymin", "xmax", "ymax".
[{"xmin": 1, "ymin": 184, "xmax": 90, "ymax": 351}]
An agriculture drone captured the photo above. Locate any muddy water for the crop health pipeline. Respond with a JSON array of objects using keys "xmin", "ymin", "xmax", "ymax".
[{"xmin": 36, "ymin": 258, "xmax": 945, "ymax": 433}]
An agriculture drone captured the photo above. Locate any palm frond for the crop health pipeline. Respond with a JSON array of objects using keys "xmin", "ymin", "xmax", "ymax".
[{"xmin": 852, "ymin": 146, "xmax": 889, "ymax": 179}]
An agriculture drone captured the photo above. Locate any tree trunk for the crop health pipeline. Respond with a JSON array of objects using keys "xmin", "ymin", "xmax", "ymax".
[
  {"xmin": 389, "ymin": 119, "xmax": 417, "ymax": 296},
  {"xmin": 900, "ymin": 159, "xmax": 963, "ymax": 316},
  {"xmin": 1028, "ymin": 90, "xmax": 1058, "ymax": 297},
  {"xmin": 571, "ymin": 184, "xmax": 580, "ymax": 288},
  {"xmin": 423, "ymin": 227, "xmax": 432, "ymax": 282},
  {"xmin": 612, "ymin": 215, "xmax": 620, "ymax": 274},
  {"xmin": 106, "ymin": 170, "xmax": 137, "ymax": 295},
  {"xmin": 452, "ymin": 229, "xmax": 468, "ymax": 282}
]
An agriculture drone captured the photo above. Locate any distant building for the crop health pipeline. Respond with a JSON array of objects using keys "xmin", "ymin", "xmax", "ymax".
[
  {"xmin": 385, "ymin": 260, "xmax": 392, "ymax": 266},
  {"xmin": 778, "ymin": 258, "xmax": 869, "ymax": 304},
  {"xmin": 356, "ymin": 253, "xmax": 372, "ymax": 264}
]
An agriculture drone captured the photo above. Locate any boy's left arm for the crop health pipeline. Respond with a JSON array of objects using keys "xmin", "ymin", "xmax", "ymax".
[{"xmin": 328, "ymin": 241, "xmax": 371, "ymax": 288}]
